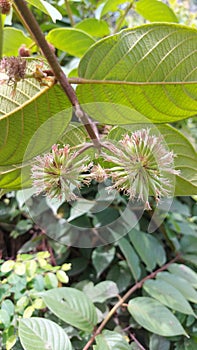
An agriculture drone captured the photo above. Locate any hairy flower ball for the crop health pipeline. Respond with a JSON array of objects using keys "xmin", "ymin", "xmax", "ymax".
[
  {"xmin": 31, "ymin": 144, "xmax": 91, "ymax": 201},
  {"xmin": 102, "ymin": 129, "xmax": 180, "ymax": 210},
  {"xmin": 0, "ymin": 56, "xmax": 26, "ymax": 84},
  {"xmin": 0, "ymin": 0, "xmax": 11, "ymax": 15}
]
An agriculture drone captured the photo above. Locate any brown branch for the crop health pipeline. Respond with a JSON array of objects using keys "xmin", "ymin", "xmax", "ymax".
[
  {"xmin": 13, "ymin": 0, "xmax": 101, "ymax": 147},
  {"xmin": 130, "ymin": 333, "xmax": 146, "ymax": 350},
  {"xmin": 82, "ymin": 254, "xmax": 181, "ymax": 350}
]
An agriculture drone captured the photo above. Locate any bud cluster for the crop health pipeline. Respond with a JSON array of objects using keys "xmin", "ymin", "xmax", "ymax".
[{"xmin": 0, "ymin": 56, "xmax": 27, "ymax": 84}]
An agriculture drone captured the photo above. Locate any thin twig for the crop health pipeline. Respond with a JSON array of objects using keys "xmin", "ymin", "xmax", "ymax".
[
  {"xmin": 113, "ymin": 1, "xmax": 134, "ymax": 34},
  {"xmin": 64, "ymin": 0, "xmax": 75, "ymax": 26},
  {"xmin": 82, "ymin": 254, "xmax": 181, "ymax": 350},
  {"xmin": 13, "ymin": 0, "xmax": 101, "ymax": 148},
  {"xmin": 130, "ymin": 333, "xmax": 146, "ymax": 350}
]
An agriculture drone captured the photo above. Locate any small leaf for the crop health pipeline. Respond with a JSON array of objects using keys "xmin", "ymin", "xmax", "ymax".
[
  {"xmin": 143, "ymin": 279, "xmax": 195, "ymax": 315},
  {"xmin": 6, "ymin": 335, "xmax": 17, "ymax": 350},
  {"xmin": 128, "ymin": 297, "xmax": 188, "ymax": 337},
  {"xmin": 44, "ymin": 272, "xmax": 58, "ymax": 289},
  {"xmin": 1, "ymin": 260, "xmax": 15, "ymax": 273},
  {"xmin": 19, "ymin": 317, "xmax": 72, "ymax": 350},
  {"xmin": 118, "ymin": 237, "xmax": 141, "ymax": 281},
  {"xmin": 168, "ymin": 263, "xmax": 197, "ymax": 288},
  {"xmin": 135, "ymin": 0, "xmax": 178, "ymax": 23},
  {"xmin": 94, "ymin": 330, "xmax": 131, "ymax": 350},
  {"xmin": 47, "ymin": 28, "xmax": 95, "ymax": 57},
  {"xmin": 101, "ymin": 0, "xmax": 128, "ymax": 17},
  {"xmin": 14, "ymin": 262, "xmax": 26, "ymax": 276},
  {"xmin": 0, "ymin": 309, "xmax": 10, "ymax": 328},
  {"xmin": 56, "ymin": 270, "xmax": 69, "ymax": 284},
  {"xmin": 23, "ymin": 306, "xmax": 35, "ymax": 319},
  {"xmin": 41, "ymin": 287, "xmax": 98, "ymax": 332}
]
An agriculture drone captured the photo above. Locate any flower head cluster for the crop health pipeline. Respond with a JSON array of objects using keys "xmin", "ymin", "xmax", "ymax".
[
  {"xmin": 0, "ymin": 56, "xmax": 27, "ymax": 85},
  {"xmin": 31, "ymin": 144, "xmax": 91, "ymax": 201},
  {"xmin": 102, "ymin": 129, "xmax": 180, "ymax": 210},
  {"xmin": 0, "ymin": 0, "xmax": 11, "ymax": 15}
]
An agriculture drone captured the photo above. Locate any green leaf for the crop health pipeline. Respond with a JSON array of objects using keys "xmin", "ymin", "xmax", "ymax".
[
  {"xmin": 118, "ymin": 237, "xmax": 141, "ymax": 281},
  {"xmin": 128, "ymin": 297, "xmax": 188, "ymax": 337},
  {"xmin": 94, "ymin": 330, "xmax": 131, "ymax": 350},
  {"xmin": 156, "ymin": 125, "xmax": 197, "ymax": 196},
  {"xmin": 47, "ymin": 28, "xmax": 95, "ymax": 57},
  {"xmin": 101, "ymin": 0, "xmax": 128, "ymax": 17},
  {"xmin": 1, "ymin": 300, "xmax": 15, "ymax": 317},
  {"xmin": 128, "ymin": 229, "xmax": 166, "ymax": 271},
  {"xmin": 83, "ymin": 281, "xmax": 119, "ymax": 303},
  {"xmin": 26, "ymin": 0, "xmax": 62, "ymax": 22},
  {"xmin": 41, "ymin": 287, "xmax": 98, "ymax": 332},
  {"xmin": 0, "ymin": 309, "xmax": 10, "ymax": 328},
  {"xmin": 44, "ymin": 272, "xmax": 58, "ymax": 289},
  {"xmin": 135, "ymin": 0, "xmax": 178, "ymax": 23},
  {"xmin": 75, "ymin": 19, "xmax": 110, "ymax": 37},
  {"xmin": 149, "ymin": 334, "xmax": 170, "ymax": 350},
  {"xmin": 3, "ymin": 28, "xmax": 33, "ymax": 56},
  {"xmin": 168, "ymin": 263, "xmax": 197, "ymax": 288},
  {"xmin": 19, "ymin": 317, "xmax": 72, "ymax": 350},
  {"xmin": 0, "ymin": 60, "xmax": 71, "ymax": 190},
  {"xmin": 92, "ymin": 246, "xmax": 115, "ymax": 278},
  {"xmin": 143, "ymin": 279, "xmax": 195, "ymax": 316},
  {"xmin": 77, "ymin": 23, "xmax": 197, "ymax": 123},
  {"xmin": 157, "ymin": 272, "xmax": 197, "ymax": 304}
]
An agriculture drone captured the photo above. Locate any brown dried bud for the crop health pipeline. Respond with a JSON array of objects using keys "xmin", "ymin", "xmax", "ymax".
[
  {"xmin": 0, "ymin": 0, "xmax": 11, "ymax": 15},
  {"xmin": 18, "ymin": 44, "xmax": 30, "ymax": 57}
]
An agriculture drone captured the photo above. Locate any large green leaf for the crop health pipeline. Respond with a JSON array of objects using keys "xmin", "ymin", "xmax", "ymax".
[
  {"xmin": 157, "ymin": 272, "xmax": 197, "ymax": 304},
  {"xmin": 93, "ymin": 330, "xmax": 131, "ymax": 350},
  {"xmin": 77, "ymin": 23, "xmax": 197, "ymax": 123},
  {"xmin": 26, "ymin": 0, "xmax": 62, "ymax": 22},
  {"xmin": 143, "ymin": 279, "xmax": 195, "ymax": 316},
  {"xmin": 3, "ymin": 28, "xmax": 33, "ymax": 56},
  {"xmin": 75, "ymin": 19, "xmax": 110, "ymax": 37},
  {"xmin": 83, "ymin": 281, "xmax": 119, "ymax": 303},
  {"xmin": 168, "ymin": 263, "xmax": 197, "ymax": 288},
  {"xmin": 128, "ymin": 229, "xmax": 166, "ymax": 271},
  {"xmin": 128, "ymin": 297, "xmax": 188, "ymax": 337},
  {"xmin": 117, "ymin": 237, "xmax": 141, "ymax": 281},
  {"xmin": 47, "ymin": 28, "xmax": 95, "ymax": 57},
  {"xmin": 0, "ymin": 60, "xmax": 71, "ymax": 189},
  {"xmin": 41, "ymin": 287, "xmax": 98, "ymax": 332},
  {"xmin": 135, "ymin": 0, "xmax": 178, "ymax": 23},
  {"xmin": 19, "ymin": 317, "xmax": 72, "ymax": 350}
]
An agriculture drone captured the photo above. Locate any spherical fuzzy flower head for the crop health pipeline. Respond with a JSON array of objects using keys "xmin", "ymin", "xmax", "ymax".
[
  {"xmin": 102, "ymin": 129, "xmax": 180, "ymax": 210},
  {"xmin": 0, "ymin": 0, "xmax": 11, "ymax": 15},
  {"xmin": 0, "ymin": 56, "xmax": 26, "ymax": 84},
  {"xmin": 31, "ymin": 144, "xmax": 91, "ymax": 201}
]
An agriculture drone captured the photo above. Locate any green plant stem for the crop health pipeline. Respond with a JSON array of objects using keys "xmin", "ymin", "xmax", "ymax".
[
  {"xmin": 0, "ymin": 14, "xmax": 3, "ymax": 59},
  {"xmin": 113, "ymin": 1, "xmax": 134, "ymax": 34},
  {"xmin": 64, "ymin": 0, "xmax": 75, "ymax": 26},
  {"xmin": 13, "ymin": 0, "xmax": 101, "ymax": 148},
  {"xmin": 82, "ymin": 254, "xmax": 181, "ymax": 350}
]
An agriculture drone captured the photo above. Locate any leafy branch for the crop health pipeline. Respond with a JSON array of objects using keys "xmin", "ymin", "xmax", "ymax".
[
  {"xmin": 13, "ymin": 0, "xmax": 101, "ymax": 148},
  {"xmin": 83, "ymin": 254, "xmax": 181, "ymax": 350}
]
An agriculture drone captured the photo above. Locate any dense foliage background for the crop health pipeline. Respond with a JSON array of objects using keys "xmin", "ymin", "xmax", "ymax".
[{"xmin": 0, "ymin": 1, "xmax": 197, "ymax": 349}]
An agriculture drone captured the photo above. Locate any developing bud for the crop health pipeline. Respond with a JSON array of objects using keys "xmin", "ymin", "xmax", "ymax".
[
  {"xmin": 18, "ymin": 44, "xmax": 30, "ymax": 57},
  {"xmin": 0, "ymin": 0, "xmax": 11, "ymax": 15}
]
